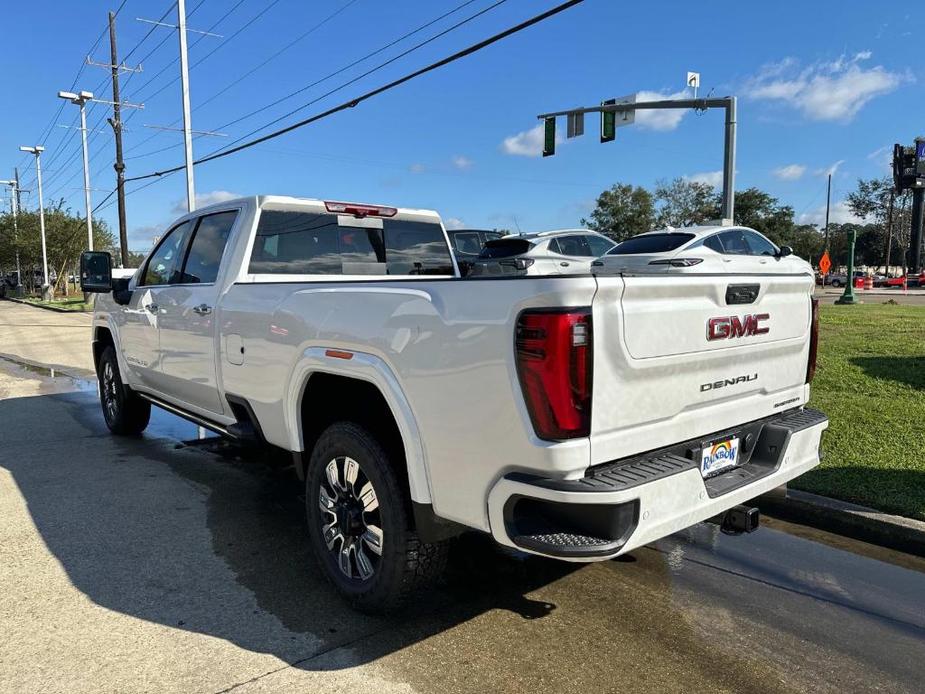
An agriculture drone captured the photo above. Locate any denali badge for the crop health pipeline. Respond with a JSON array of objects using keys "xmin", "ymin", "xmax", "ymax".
[
  {"xmin": 701, "ymin": 373, "xmax": 758, "ymax": 392},
  {"xmin": 707, "ymin": 313, "xmax": 769, "ymax": 341}
]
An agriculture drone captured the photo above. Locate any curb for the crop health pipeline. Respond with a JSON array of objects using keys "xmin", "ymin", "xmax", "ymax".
[
  {"xmin": 759, "ymin": 488, "xmax": 925, "ymax": 558},
  {"xmin": 2, "ymin": 296, "xmax": 92, "ymax": 314}
]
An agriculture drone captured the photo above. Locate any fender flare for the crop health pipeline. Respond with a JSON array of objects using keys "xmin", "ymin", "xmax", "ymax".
[
  {"xmin": 91, "ymin": 314, "xmax": 128, "ymax": 378},
  {"xmin": 285, "ymin": 347, "xmax": 433, "ymax": 505}
]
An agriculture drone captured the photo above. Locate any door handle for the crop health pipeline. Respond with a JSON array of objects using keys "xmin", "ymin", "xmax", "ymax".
[
  {"xmin": 145, "ymin": 303, "xmax": 159, "ymax": 313},
  {"xmin": 192, "ymin": 304, "xmax": 212, "ymax": 316},
  {"xmin": 560, "ymin": 261, "xmax": 570, "ymax": 267}
]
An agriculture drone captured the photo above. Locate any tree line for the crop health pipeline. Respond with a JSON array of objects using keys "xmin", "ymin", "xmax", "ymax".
[
  {"xmin": 0, "ymin": 201, "xmax": 118, "ymax": 294},
  {"xmin": 580, "ymin": 176, "xmax": 915, "ymax": 272}
]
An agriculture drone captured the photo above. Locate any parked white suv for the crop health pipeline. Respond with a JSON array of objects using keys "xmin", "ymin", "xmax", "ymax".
[
  {"xmin": 469, "ymin": 228, "xmax": 616, "ymax": 276},
  {"xmin": 80, "ymin": 197, "xmax": 827, "ymax": 612}
]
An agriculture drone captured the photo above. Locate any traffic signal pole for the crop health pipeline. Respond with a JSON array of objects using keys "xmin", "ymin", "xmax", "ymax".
[
  {"xmin": 538, "ymin": 96, "xmax": 738, "ymax": 220},
  {"xmin": 911, "ymin": 188, "xmax": 924, "ymax": 275}
]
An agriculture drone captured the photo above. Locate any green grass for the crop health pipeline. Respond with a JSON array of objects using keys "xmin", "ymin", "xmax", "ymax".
[
  {"xmin": 23, "ymin": 297, "xmax": 93, "ymax": 312},
  {"xmin": 795, "ymin": 303, "xmax": 925, "ymax": 520}
]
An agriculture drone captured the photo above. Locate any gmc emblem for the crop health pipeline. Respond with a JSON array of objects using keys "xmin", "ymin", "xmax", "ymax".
[{"xmin": 707, "ymin": 313, "xmax": 769, "ymax": 341}]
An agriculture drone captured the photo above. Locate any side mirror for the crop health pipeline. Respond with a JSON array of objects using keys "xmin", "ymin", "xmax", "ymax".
[
  {"xmin": 80, "ymin": 251, "xmax": 113, "ymax": 292},
  {"xmin": 776, "ymin": 246, "xmax": 793, "ymax": 258}
]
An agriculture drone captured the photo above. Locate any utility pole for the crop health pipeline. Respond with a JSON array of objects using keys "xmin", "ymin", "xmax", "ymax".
[
  {"xmin": 58, "ymin": 90, "xmax": 95, "ymax": 250},
  {"xmin": 20, "ymin": 146, "xmax": 50, "ymax": 300},
  {"xmin": 109, "ymin": 11, "xmax": 129, "ymax": 268},
  {"xmin": 177, "ymin": 0, "xmax": 196, "ymax": 212},
  {"xmin": 823, "ymin": 173, "xmax": 832, "ymax": 250},
  {"xmin": 0, "ymin": 178, "xmax": 23, "ymax": 296},
  {"xmin": 884, "ymin": 188, "xmax": 895, "ymax": 277}
]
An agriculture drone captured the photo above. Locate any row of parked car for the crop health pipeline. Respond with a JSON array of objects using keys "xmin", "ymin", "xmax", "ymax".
[
  {"xmin": 816, "ymin": 270, "xmax": 925, "ymax": 288},
  {"xmin": 448, "ymin": 224, "xmax": 795, "ymax": 276}
]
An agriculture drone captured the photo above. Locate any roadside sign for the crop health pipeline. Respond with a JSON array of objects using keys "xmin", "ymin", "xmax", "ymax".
[
  {"xmin": 566, "ymin": 111, "xmax": 584, "ymax": 138},
  {"xmin": 819, "ymin": 250, "xmax": 832, "ymax": 276}
]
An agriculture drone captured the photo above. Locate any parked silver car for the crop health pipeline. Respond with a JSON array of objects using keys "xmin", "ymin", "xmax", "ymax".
[{"xmin": 469, "ymin": 229, "xmax": 616, "ymax": 276}]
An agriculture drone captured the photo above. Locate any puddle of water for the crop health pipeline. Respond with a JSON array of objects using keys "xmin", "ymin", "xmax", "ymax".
[{"xmin": 0, "ymin": 354, "xmax": 97, "ymax": 392}]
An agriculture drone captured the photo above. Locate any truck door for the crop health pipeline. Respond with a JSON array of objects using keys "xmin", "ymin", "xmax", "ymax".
[
  {"xmin": 154, "ymin": 210, "xmax": 237, "ymax": 416},
  {"xmin": 119, "ymin": 220, "xmax": 194, "ymax": 390}
]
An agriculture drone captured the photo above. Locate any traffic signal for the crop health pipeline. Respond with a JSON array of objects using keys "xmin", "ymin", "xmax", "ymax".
[
  {"xmin": 893, "ymin": 142, "xmax": 919, "ymax": 192},
  {"xmin": 601, "ymin": 98, "xmax": 616, "ymax": 143},
  {"xmin": 543, "ymin": 117, "xmax": 556, "ymax": 157}
]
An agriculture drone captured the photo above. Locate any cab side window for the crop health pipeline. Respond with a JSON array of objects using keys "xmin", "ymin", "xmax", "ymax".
[
  {"xmin": 142, "ymin": 221, "xmax": 193, "ymax": 286},
  {"xmin": 585, "ymin": 234, "xmax": 615, "ymax": 257},
  {"xmin": 557, "ymin": 235, "xmax": 592, "ymax": 256},
  {"xmin": 180, "ymin": 211, "xmax": 238, "ymax": 284},
  {"xmin": 744, "ymin": 231, "xmax": 778, "ymax": 256},
  {"xmin": 717, "ymin": 229, "xmax": 752, "ymax": 255}
]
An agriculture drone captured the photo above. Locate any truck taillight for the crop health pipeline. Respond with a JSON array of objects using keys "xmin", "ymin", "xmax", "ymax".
[
  {"xmin": 806, "ymin": 298, "xmax": 820, "ymax": 383},
  {"xmin": 515, "ymin": 309, "xmax": 592, "ymax": 440}
]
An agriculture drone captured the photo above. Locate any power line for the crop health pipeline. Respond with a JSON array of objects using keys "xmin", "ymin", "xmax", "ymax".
[
  {"xmin": 125, "ymin": 0, "xmax": 493, "ymax": 162},
  {"xmin": 124, "ymin": 0, "xmax": 363, "ymax": 157},
  {"xmin": 126, "ymin": 0, "xmax": 584, "ymax": 183}
]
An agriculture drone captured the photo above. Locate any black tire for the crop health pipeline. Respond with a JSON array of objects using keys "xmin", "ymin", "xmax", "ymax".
[
  {"xmin": 305, "ymin": 422, "xmax": 448, "ymax": 613},
  {"xmin": 97, "ymin": 345, "xmax": 151, "ymax": 435}
]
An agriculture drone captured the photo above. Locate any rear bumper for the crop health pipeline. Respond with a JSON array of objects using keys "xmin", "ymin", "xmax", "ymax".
[{"xmin": 487, "ymin": 408, "xmax": 828, "ymax": 561}]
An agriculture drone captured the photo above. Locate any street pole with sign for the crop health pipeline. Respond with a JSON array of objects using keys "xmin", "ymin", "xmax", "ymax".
[{"xmin": 835, "ymin": 229, "xmax": 858, "ymax": 305}]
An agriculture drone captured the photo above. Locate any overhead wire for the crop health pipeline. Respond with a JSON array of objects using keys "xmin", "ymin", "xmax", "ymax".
[{"xmin": 125, "ymin": 0, "xmax": 584, "ymax": 183}]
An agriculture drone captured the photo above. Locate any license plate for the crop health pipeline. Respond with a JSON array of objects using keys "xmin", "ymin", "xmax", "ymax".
[{"xmin": 700, "ymin": 436, "xmax": 740, "ymax": 478}]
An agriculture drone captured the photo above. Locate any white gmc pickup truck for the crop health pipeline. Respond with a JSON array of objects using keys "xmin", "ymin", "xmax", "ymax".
[{"xmin": 80, "ymin": 196, "xmax": 828, "ymax": 612}]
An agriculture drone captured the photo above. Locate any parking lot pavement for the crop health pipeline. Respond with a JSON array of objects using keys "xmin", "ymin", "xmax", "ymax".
[{"xmin": 1, "ymin": 301, "xmax": 924, "ymax": 693}]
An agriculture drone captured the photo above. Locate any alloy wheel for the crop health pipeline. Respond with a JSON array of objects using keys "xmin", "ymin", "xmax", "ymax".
[{"xmin": 318, "ymin": 456, "xmax": 383, "ymax": 581}]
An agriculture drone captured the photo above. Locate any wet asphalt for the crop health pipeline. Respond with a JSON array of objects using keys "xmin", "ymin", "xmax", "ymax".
[{"xmin": 0, "ymin": 304, "xmax": 923, "ymax": 693}]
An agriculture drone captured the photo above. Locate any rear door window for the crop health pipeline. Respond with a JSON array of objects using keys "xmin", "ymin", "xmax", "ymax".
[
  {"xmin": 609, "ymin": 233, "xmax": 694, "ymax": 255},
  {"xmin": 384, "ymin": 220, "xmax": 454, "ymax": 275},
  {"xmin": 179, "ymin": 210, "xmax": 237, "ymax": 284},
  {"xmin": 478, "ymin": 238, "xmax": 534, "ymax": 259}
]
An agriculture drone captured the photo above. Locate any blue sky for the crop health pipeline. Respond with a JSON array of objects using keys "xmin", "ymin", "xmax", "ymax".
[{"xmin": 1, "ymin": 0, "xmax": 921, "ymax": 251}]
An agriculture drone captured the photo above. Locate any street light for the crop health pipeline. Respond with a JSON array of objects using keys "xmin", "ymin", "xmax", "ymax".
[
  {"xmin": 58, "ymin": 89, "xmax": 95, "ymax": 251},
  {"xmin": 0, "ymin": 178, "xmax": 23, "ymax": 295},
  {"xmin": 19, "ymin": 145, "xmax": 51, "ymax": 301}
]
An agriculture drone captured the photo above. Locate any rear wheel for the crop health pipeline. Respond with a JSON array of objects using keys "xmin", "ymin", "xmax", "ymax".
[
  {"xmin": 97, "ymin": 345, "xmax": 151, "ymax": 435},
  {"xmin": 305, "ymin": 422, "xmax": 447, "ymax": 613}
]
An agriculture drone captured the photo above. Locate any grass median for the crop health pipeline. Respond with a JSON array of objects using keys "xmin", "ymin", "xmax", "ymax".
[
  {"xmin": 795, "ymin": 302, "xmax": 925, "ymax": 520},
  {"xmin": 22, "ymin": 297, "xmax": 93, "ymax": 312}
]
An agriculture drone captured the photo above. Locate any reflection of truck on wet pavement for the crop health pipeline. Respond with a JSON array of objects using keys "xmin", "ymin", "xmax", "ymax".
[{"xmin": 80, "ymin": 199, "xmax": 828, "ymax": 612}]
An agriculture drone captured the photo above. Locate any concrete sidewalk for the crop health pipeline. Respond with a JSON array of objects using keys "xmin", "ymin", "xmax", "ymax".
[{"xmin": 0, "ymin": 300, "xmax": 94, "ymax": 380}]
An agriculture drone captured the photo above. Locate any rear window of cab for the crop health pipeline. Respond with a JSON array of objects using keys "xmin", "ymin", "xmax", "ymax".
[
  {"xmin": 249, "ymin": 208, "xmax": 454, "ymax": 276},
  {"xmin": 608, "ymin": 233, "xmax": 695, "ymax": 255}
]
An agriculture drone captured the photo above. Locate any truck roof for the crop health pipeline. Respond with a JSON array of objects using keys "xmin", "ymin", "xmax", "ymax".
[{"xmin": 190, "ymin": 194, "xmax": 443, "ymax": 222}]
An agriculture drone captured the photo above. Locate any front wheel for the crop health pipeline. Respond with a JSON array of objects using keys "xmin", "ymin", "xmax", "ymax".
[
  {"xmin": 305, "ymin": 422, "xmax": 447, "ymax": 613},
  {"xmin": 97, "ymin": 345, "xmax": 151, "ymax": 435}
]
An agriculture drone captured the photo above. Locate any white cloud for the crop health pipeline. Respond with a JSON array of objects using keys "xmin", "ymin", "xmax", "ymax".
[
  {"xmin": 798, "ymin": 199, "xmax": 864, "ymax": 226},
  {"xmin": 171, "ymin": 190, "xmax": 240, "ymax": 215},
  {"xmin": 451, "ymin": 155, "xmax": 473, "ymax": 170},
  {"xmin": 635, "ymin": 89, "xmax": 690, "ymax": 131},
  {"xmin": 409, "ymin": 162, "xmax": 426, "ymax": 174},
  {"xmin": 501, "ymin": 123, "xmax": 557, "ymax": 157},
  {"xmin": 867, "ymin": 145, "xmax": 892, "ymax": 171},
  {"xmin": 772, "ymin": 164, "xmax": 806, "ymax": 180},
  {"xmin": 684, "ymin": 170, "xmax": 723, "ymax": 188},
  {"xmin": 814, "ymin": 160, "xmax": 844, "ymax": 177},
  {"xmin": 444, "ymin": 217, "xmax": 466, "ymax": 230},
  {"xmin": 745, "ymin": 51, "xmax": 906, "ymax": 121}
]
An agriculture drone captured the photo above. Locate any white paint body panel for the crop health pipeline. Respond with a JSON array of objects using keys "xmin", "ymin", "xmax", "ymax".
[{"xmin": 91, "ymin": 197, "xmax": 825, "ymax": 557}]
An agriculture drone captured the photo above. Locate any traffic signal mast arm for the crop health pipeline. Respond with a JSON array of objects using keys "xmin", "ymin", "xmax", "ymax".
[{"xmin": 537, "ymin": 96, "xmax": 737, "ymax": 220}]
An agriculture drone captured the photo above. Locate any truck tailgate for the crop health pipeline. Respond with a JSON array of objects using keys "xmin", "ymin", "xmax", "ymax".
[{"xmin": 590, "ymin": 273, "xmax": 814, "ymax": 466}]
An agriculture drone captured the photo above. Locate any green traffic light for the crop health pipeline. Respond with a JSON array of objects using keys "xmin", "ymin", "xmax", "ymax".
[
  {"xmin": 601, "ymin": 98, "xmax": 616, "ymax": 143},
  {"xmin": 543, "ymin": 117, "xmax": 556, "ymax": 157}
]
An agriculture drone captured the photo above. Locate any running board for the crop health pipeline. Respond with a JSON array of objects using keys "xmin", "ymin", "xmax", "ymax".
[{"xmin": 137, "ymin": 393, "xmax": 232, "ymax": 437}]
